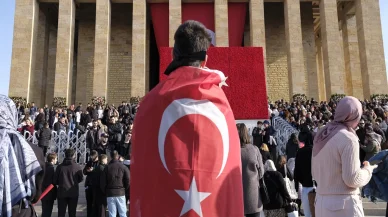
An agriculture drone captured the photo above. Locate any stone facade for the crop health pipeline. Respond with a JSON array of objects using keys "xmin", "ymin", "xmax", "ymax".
[{"xmin": 9, "ymin": 0, "xmax": 388, "ymax": 106}]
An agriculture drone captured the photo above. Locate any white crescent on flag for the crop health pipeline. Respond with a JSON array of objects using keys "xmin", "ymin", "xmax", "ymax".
[
  {"xmin": 206, "ymin": 29, "xmax": 216, "ymax": 46},
  {"xmin": 158, "ymin": 98, "xmax": 229, "ymax": 178}
]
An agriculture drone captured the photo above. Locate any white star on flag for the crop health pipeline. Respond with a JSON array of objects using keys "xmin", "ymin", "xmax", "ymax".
[{"xmin": 175, "ymin": 177, "xmax": 211, "ymax": 217}]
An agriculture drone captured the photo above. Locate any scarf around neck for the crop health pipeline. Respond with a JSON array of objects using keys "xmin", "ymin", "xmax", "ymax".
[{"xmin": 0, "ymin": 95, "xmax": 42, "ymax": 217}]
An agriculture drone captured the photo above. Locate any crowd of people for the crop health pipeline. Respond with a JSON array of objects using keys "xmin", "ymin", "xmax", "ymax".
[
  {"xmin": 241, "ymin": 97, "xmax": 388, "ymax": 217},
  {"xmin": 9, "ymin": 96, "xmax": 388, "ymax": 217},
  {"xmin": 14, "ymin": 101, "xmax": 139, "ymax": 159}
]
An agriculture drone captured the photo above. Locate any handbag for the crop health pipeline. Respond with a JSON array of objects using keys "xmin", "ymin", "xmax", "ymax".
[
  {"xmin": 259, "ymin": 178, "xmax": 270, "ymax": 205},
  {"xmin": 284, "ymin": 166, "xmax": 298, "ymax": 199},
  {"xmin": 256, "ymin": 147, "xmax": 270, "ymax": 205},
  {"xmin": 308, "ymin": 181, "xmax": 317, "ymax": 217},
  {"xmin": 285, "ymin": 202, "xmax": 299, "ymax": 217}
]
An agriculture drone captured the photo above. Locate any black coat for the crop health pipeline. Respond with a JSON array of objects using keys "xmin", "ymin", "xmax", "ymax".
[
  {"xmin": 86, "ymin": 129, "xmax": 99, "ymax": 150},
  {"xmin": 263, "ymin": 171, "xmax": 291, "ymax": 210},
  {"xmin": 53, "ymin": 158, "xmax": 84, "ymax": 198},
  {"xmin": 286, "ymin": 140, "xmax": 299, "ymax": 159},
  {"xmin": 294, "ymin": 145, "xmax": 314, "ymax": 187},
  {"xmin": 38, "ymin": 128, "xmax": 52, "ymax": 147},
  {"xmin": 252, "ymin": 127, "xmax": 263, "ymax": 147},
  {"xmin": 100, "ymin": 160, "xmax": 130, "ymax": 197},
  {"xmin": 83, "ymin": 160, "xmax": 99, "ymax": 187},
  {"xmin": 41, "ymin": 162, "xmax": 57, "ymax": 201}
]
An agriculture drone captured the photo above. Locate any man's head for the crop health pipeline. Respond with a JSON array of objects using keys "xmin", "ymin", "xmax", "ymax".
[
  {"xmin": 263, "ymin": 120, "xmax": 270, "ymax": 128},
  {"xmin": 101, "ymin": 133, "xmax": 109, "ymax": 144},
  {"xmin": 44, "ymin": 122, "xmax": 49, "ymax": 128},
  {"xmin": 257, "ymin": 121, "xmax": 263, "ymax": 128},
  {"xmin": 359, "ymin": 119, "xmax": 365, "ymax": 128},
  {"xmin": 112, "ymin": 150, "xmax": 120, "ymax": 160},
  {"xmin": 110, "ymin": 116, "xmax": 116, "ymax": 124},
  {"xmin": 99, "ymin": 154, "xmax": 108, "ymax": 165},
  {"xmin": 90, "ymin": 150, "xmax": 99, "ymax": 162},
  {"xmin": 165, "ymin": 20, "xmax": 211, "ymax": 75},
  {"xmin": 47, "ymin": 153, "xmax": 57, "ymax": 165},
  {"xmin": 92, "ymin": 120, "xmax": 98, "ymax": 129},
  {"xmin": 65, "ymin": 148, "xmax": 75, "ymax": 159},
  {"xmin": 60, "ymin": 117, "xmax": 66, "ymax": 124}
]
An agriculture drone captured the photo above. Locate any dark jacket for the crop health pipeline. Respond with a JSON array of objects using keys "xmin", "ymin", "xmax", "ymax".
[
  {"xmin": 101, "ymin": 160, "xmax": 130, "ymax": 197},
  {"xmin": 294, "ymin": 145, "xmax": 314, "ymax": 187},
  {"xmin": 53, "ymin": 122, "xmax": 65, "ymax": 133},
  {"xmin": 263, "ymin": 171, "xmax": 291, "ymax": 210},
  {"xmin": 94, "ymin": 164, "xmax": 107, "ymax": 203},
  {"xmin": 108, "ymin": 123, "xmax": 123, "ymax": 143},
  {"xmin": 29, "ymin": 142, "xmax": 45, "ymax": 204},
  {"xmin": 286, "ymin": 140, "xmax": 299, "ymax": 159},
  {"xmin": 41, "ymin": 162, "xmax": 57, "ymax": 201},
  {"xmin": 86, "ymin": 128, "xmax": 99, "ymax": 150},
  {"xmin": 252, "ymin": 127, "xmax": 263, "ymax": 147},
  {"xmin": 83, "ymin": 160, "xmax": 99, "ymax": 187},
  {"xmin": 38, "ymin": 128, "xmax": 52, "ymax": 147},
  {"xmin": 53, "ymin": 158, "xmax": 84, "ymax": 198},
  {"xmin": 96, "ymin": 143, "xmax": 109, "ymax": 157}
]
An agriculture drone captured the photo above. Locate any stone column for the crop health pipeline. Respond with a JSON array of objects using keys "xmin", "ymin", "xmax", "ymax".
[
  {"xmin": 9, "ymin": 0, "xmax": 39, "ymax": 101},
  {"xmin": 169, "ymin": 0, "xmax": 181, "ymax": 47},
  {"xmin": 249, "ymin": 0, "xmax": 265, "ymax": 49},
  {"xmin": 316, "ymin": 37, "xmax": 326, "ymax": 101},
  {"xmin": 131, "ymin": 0, "xmax": 147, "ymax": 97},
  {"xmin": 93, "ymin": 0, "xmax": 111, "ymax": 102},
  {"xmin": 54, "ymin": 0, "xmax": 76, "ymax": 106},
  {"xmin": 215, "ymin": 0, "xmax": 228, "ymax": 46},
  {"xmin": 319, "ymin": 0, "xmax": 345, "ymax": 98},
  {"xmin": 355, "ymin": 0, "xmax": 388, "ymax": 97},
  {"xmin": 284, "ymin": 0, "xmax": 306, "ymax": 99},
  {"xmin": 342, "ymin": 14, "xmax": 363, "ymax": 99}
]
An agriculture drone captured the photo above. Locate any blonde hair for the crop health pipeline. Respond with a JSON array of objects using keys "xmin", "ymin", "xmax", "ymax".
[{"xmin": 260, "ymin": 143, "xmax": 269, "ymax": 152}]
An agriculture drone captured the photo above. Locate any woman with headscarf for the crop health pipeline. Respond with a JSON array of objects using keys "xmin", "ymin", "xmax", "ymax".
[
  {"xmin": 238, "ymin": 123, "xmax": 265, "ymax": 217},
  {"xmin": 263, "ymin": 160, "xmax": 292, "ymax": 217},
  {"xmin": 312, "ymin": 96, "xmax": 377, "ymax": 217},
  {"xmin": 0, "ymin": 95, "xmax": 44, "ymax": 217}
]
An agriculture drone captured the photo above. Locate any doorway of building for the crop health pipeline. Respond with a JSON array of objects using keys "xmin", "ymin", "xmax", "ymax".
[{"xmin": 149, "ymin": 22, "xmax": 160, "ymax": 91}]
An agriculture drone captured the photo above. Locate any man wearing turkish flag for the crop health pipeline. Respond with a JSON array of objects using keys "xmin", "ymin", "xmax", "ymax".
[{"xmin": 130, "ymin": 20, "xmax": 244, "ymax": 217}]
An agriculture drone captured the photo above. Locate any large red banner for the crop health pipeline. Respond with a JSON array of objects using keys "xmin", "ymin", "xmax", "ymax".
[
  {"xmin": 150, "ymin": 3, "xmax": 246, "ymax": 48},
  {"xmin": 159, "ymin": 47, "xmax": 268, "ymax": 119}
]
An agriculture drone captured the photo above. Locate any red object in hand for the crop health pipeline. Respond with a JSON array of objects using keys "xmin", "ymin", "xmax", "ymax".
[{"xmin": 32, "ymin": 184, "xmax": 54, "ymax": 205}]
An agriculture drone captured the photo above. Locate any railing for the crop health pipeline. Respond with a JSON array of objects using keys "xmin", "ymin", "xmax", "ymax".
[
  {"xmin": 271, "ymin": 116, "xmax": 299, "ymax": 156},
  {"xmin": 23, "ymin": 130, "xmax": 88, "ymax": 164}
]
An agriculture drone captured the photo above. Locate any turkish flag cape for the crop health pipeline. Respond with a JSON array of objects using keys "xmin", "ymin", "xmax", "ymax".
[{"xmin": 130, "ymin": 66, "xmax": 244, "ymax": 217}]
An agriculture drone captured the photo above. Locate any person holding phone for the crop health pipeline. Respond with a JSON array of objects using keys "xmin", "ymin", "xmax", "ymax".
[{"xmin": 312, "ymin": 96, "xmax": 377, "ymax": 217}]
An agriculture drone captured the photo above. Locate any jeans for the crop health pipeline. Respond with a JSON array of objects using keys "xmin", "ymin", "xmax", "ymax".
[
  {"xmin": 301, "ymin": 186, "xmax": 314, "ymax": 217},
  {"xmin": 107, "ymin": 196, "xmax": 127, "ymax": 217}
]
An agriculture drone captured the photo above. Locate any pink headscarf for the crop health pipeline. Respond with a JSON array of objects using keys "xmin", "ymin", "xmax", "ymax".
[{"xmin": 313, "ymin": 96, "xmax": 362, "ymax": 156}]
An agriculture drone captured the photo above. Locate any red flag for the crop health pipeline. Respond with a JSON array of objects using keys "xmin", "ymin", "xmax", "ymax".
[{"xmin": 130, "ymin": 66, "xmax": 244, "ymax": 217}]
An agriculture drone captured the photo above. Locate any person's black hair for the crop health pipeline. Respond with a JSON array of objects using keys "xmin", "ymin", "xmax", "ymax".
[
  {"xmin": 90, "ymin": 150, "xmax": 98, "ymax": 161},
  {"xmin": 173, "ymin": 20, "xmax": 211, "ymax": 67},
  {"xmin": 65, "ymin": 149, "xmax": 75, "ymax": 158},
  {"xmin": 44, "ymin": 122, "xmax": 49, "ymax": 128}
]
